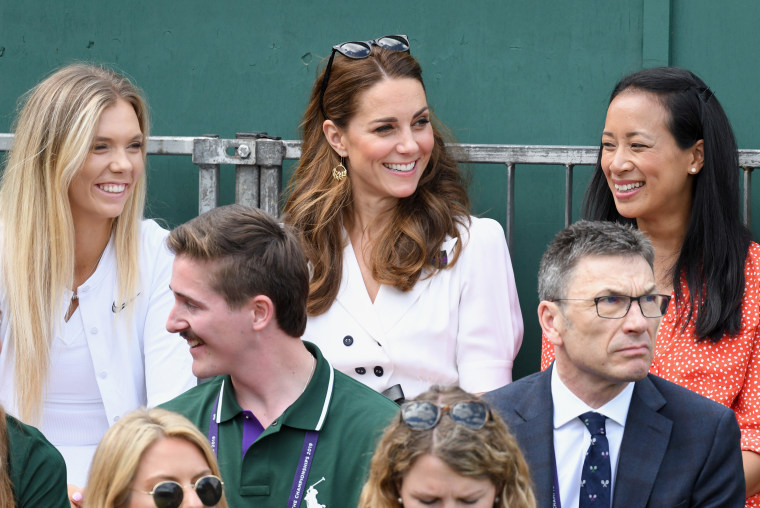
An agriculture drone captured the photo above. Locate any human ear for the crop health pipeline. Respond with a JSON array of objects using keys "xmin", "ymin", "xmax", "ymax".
[
  {"xmin": 689, "ymin": 139, "xmax": 705, "ymax": 174},
  {"xmin": 538, "ymin": 301, "xmax": 564, "ymax": 347},
  {"xmin": 322, "ymin": 120, "xmax": 347, "ymax": 157},
  {"xmin": 249, "ymin": 295, "xmax": 275, "ymax": 331}
]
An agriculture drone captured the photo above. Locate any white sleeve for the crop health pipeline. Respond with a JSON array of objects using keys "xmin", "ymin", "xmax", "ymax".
[
  {"xmin": 455, "ymin": 217, "xmax": 523, "ymax": 393},
  {"xmin": 141, "ymin": 222, "xmax": 195, "ymax": 406}
]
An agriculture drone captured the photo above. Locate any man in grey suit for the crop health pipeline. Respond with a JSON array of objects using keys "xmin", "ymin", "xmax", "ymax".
[{"xmin": 484, "ymin": 220, "xmax": 744, "ymax": 508}]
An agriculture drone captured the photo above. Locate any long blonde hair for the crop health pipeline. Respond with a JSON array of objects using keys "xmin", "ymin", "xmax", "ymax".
[
  {"xmin": 85, "ymin": 408, "xmax": 228, "ymax": 508},
  {"xmin": 358, "ymin": 386, "xmax": 536, "ymax": 508},
  {"xmin": 0, "ymin": 63, "xmax": 148, "ymax": 423}
]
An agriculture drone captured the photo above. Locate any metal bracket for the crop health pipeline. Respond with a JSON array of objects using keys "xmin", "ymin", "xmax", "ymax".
[{"xmin": 192, "ymin": 137, "xmax": 256, "ymax": 165}]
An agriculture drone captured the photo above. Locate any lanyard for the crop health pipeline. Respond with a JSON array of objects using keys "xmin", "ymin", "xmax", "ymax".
[{"xmin": 207, "ymin": 379, "xmax": 322, "ymax": 508}]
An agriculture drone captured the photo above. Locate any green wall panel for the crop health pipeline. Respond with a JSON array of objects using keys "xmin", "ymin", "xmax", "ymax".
[{"xmin": 1, "ymin": 0, "xmax": 757, "ymax": 379}]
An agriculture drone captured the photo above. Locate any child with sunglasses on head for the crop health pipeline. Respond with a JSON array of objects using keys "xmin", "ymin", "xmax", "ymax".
[
  {"xmin": 284, "ymin": 35, "xmax": 523, "ymax": 403},
  {"xmin": 358, "ymin": 385, "xmax": 536, "ymax": 508},
  {"xmin": 84, "ymin": 408, "xmax": 227, "ymax": 508}
]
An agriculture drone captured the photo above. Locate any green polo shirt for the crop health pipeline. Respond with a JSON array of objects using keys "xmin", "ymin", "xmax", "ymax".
[
  {"xmin": 6, "ymin": 414, "xmax": 69, "ymax": 507},
  {"xmin": 161, "ymin": 342, "xmax": 398, "ymax": 508}
]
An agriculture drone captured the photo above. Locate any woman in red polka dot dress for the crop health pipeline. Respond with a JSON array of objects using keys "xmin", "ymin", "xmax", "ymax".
[{"xmin": 540, "ymin": 67, "xmax": 760, "ymax": 505}]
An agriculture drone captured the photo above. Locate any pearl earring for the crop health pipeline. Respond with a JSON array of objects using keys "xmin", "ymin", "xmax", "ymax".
[{"xmin": 690, "ymin": 167, "xmax": 698, "ymax": 174}]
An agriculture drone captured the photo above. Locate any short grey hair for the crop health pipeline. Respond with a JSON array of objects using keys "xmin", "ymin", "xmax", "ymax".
[{"xmin": 538, "ymin": 220, "xmax": 655, "ymax": 301}]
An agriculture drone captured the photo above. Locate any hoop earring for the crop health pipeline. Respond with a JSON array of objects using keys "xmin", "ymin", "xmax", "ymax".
[{"xmin": 332, "ymin": 157, "xmax": 347, "ymax": 182}]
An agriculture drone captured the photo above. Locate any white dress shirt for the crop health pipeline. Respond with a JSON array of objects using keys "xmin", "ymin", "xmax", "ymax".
[{"xmin": 551, "ymin": 367, "xmax": 633, "ymax": 508}]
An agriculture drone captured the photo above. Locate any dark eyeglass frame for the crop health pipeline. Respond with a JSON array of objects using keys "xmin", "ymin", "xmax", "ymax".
[
  {"xmin": 551, "ymin": 294, "xmax": 671, "ymax": 319},
  {"xmin": 400, "ymin": 400, "xmax": 490, "ymax": 431},
  {"xmin": 132, "ymin": 474, "xmax": 224, "ymax": 508},
  {"xmin": 319, "ymin": 34, "xmax": 410, "ymax": 119}
]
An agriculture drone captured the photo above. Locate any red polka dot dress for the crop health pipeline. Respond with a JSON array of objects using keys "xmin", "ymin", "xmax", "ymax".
[{"xmin": 541, "ymin": 242, "xmax": 760, "ymax": 506}]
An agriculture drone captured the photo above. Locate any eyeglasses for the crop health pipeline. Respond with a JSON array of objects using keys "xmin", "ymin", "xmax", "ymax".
[
  {"xmin": 551, "ymin": 294, "xmax": 671, "ymax": 319},
  {"xmin": 401, "ymin": 401, "xmax": 490, "ymax": 431},
  {"xmin": 133, "ymin": 475, "xmax": 224, "ymax": 508},
  {"xmin": 319, "ymin": 34, "xmax": 410, "ymax": 119}
]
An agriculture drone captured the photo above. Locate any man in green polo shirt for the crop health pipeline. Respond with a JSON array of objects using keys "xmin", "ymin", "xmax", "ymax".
[{"xmin": 160, "ymin": 204, "xmax": 398, "ymax": 508}]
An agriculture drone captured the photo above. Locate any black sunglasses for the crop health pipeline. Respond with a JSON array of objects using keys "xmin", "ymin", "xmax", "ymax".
[
  {"xmin": 133, "ymin": 475, "xmax": 224, "ymax": 508},
  {"xmin": 400, "ymin": 401, "xmax": 490, "ymax": 431},
  {"xmin": 319, "ymin": 34, "xmax": 410, "ymax": 119}
]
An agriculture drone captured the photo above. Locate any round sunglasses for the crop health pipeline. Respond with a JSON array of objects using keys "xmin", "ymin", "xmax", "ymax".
[
  {"xmin": 400, "ymin": 400, "xmax": 490, "ymax": 431},
  {"xmin": 319, "ymin": 34, "xmax": 410, "ymax": 119},
  {"xmin": 133, "ymin": 475, "xmax": 224, "ymax": 508}
]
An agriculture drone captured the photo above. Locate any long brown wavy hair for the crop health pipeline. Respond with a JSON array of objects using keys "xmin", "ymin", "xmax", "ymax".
[
  {"xmin": 358, "ymin": 386, "xmax": 536, "ymax": 508},
  {"xmin": 283, "ymin": 46, "xmax": 471, "ymax": 316}
]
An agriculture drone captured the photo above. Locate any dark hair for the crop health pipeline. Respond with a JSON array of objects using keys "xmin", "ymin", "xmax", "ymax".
[
  {"xmin": 583, "ymin": 67, "xmax": 750, "ymax": 342},
  {"xmin": 284, "ymin": 45, "xmax": 471, "ymax": 316},
  {"xmin": 538, "ymin": 220, "xmax": 654, "ymax": 301},
  {"xmin": 167, "ymin": 205, "xmax": 309, "ymax": 337}
]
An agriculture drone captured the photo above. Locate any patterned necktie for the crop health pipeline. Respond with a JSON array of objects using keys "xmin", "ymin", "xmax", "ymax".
[{"xmin": 579, "ymin": 411, "xmax": 611, "ymax": 507}]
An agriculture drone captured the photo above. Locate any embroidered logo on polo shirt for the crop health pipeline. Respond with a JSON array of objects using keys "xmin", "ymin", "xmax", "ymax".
[
  {"xmin": 112, "ymin": 292, "xmax": 141, "ymax": 313},
  {"xmin": 304, "ymin": 477, "xmax": 326, "ymax": 508}
]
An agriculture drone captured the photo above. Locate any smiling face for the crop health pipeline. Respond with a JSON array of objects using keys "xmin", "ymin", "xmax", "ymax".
[
  {"xmin": 68, "ymin": 99, "xmax": 144, "ymax": 227},
  {"xmin": 600, "ymin": 90, "xmax": 703, "ymax": 225},
  {"xmin": 327, "ymin": 77, "xmax": 434, "ymax": 209},
  {"xmin": 166, "ymin": 255, "xmax": 253, "ymax": 379},
  {"xmin": 128, "ymin": 437, "xmax": 216, "ymax": 508},
  {"xmin": 544, "ymin": 254, "xmax": 659, "ymax": 405},
  {"xmin": 399, "ymin": 453, "xmax": 497, "ymax": 508}
]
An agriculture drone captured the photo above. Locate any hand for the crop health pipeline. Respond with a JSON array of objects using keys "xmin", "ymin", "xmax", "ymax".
[{"xmin": 68, "ymin": 484, "xmax": 84, "ymax": 508}]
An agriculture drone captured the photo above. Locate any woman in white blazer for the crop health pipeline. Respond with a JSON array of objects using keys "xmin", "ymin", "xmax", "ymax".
[
  {"xmin": 0, "ymin": 64, "xmax": 195, "ymax": 496},
  {"xmin": 285, "ymin": 35, "xmax": 523, "ymax": 400}
]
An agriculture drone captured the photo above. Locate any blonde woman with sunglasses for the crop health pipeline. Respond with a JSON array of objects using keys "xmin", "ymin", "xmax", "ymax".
[{"xmin": 85, "ymin": 408, "xmax": 227, "ymax": 508}]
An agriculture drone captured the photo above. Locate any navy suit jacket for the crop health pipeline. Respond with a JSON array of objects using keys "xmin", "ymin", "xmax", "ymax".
[{"xmin": 484, "ymin": 368, "xmax": 745, "ymax": 508}]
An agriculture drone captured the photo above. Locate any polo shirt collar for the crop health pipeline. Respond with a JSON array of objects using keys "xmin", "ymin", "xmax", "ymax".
[
  {"xmin": 280, "ymin": 341, "xmax": 334, "ymax": 431},
  {"xmin": 213, "ymin": 342, "xmax": 335, "ymax": 431}
]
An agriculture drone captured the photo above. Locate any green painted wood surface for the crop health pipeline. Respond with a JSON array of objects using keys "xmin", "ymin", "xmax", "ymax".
[{"xmin": 1, "ymin": 0, "xmax": 758, "ymax": 379}]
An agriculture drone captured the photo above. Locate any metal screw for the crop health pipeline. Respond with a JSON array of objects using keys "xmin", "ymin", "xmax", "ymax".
[{"xmin": 237, "ymin": 144, "xmax": 251, "ymax": 158}]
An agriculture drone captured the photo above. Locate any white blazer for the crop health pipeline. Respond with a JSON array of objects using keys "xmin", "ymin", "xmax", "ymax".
[{"xmin": 303, "ymin": 216, "xmax": 523, "ymax": 398}]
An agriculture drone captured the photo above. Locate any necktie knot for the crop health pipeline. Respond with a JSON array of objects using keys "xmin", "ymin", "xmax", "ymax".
[{"xmin": 580, "ymin": 411, "xmax": 607, "ymax": 436}]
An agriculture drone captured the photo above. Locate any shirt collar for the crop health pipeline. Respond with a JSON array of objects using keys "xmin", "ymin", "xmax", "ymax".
[
  {"xmin": 551, "ymin": 365, "xmax": 634, "ymax": 429},
  {"xmin": 215, "ymin": 342, "xmax": 335, "ymax": 431}
]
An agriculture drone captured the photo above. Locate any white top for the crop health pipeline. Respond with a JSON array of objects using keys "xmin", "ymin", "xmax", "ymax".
[
  {"xmin": 0, "ymin": 219, "xmax": 196, "ymax": 485},
  {"xmin": 551, "ymin": 366, "xmax": 633, "ymax": 508},
  {"xmin": 303, "ymin": 216, "xmax": 523, "ymax": 398}
]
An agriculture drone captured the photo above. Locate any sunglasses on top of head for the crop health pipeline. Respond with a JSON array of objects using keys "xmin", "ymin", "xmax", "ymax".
[
  {"xmin": 319, "ymin": 34, "xmax": 411, "ymax": 119},
  {"xmin": 400, "ymin": 400, "xmax": 490, "ymax": 431},
  {"xmin": 132, "ymin": 475, "xmax": 224, "ymax": 508}
]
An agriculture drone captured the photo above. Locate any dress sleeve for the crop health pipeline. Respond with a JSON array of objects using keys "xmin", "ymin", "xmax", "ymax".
[
  {"xmin": 141, "ymin": 222, "xmax": 195, "ymax": 407},
  {"xmin": 455, "ymin": 218, "xmax": 523, "ymax": 393},
  {"xmin": 540, "ymin": 331, "xmax": 555, "ymax": 370},
  {"xmin": 736, "ymin": 310, "xmax": 760, "ymax": 455}
]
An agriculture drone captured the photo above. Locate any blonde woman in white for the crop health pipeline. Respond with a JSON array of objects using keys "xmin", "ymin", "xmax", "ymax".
[{"xmin": 0, "ymin": 64, "xmax": 194, "ymax": 497}]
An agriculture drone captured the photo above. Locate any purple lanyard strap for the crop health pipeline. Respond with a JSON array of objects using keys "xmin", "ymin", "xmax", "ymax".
[{"xmin": 207, "ymin": 380, "xmax": 322, "ymax": 508}]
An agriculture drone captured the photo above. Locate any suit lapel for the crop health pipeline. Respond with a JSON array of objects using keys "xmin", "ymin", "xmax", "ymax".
[
  {"xmin": 612, "ymin": 376, "xmax": 672, "ymax": 508},
  {"xmin": 509, "ymin": 369, "xmax": 556, "ymax": 508}
]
